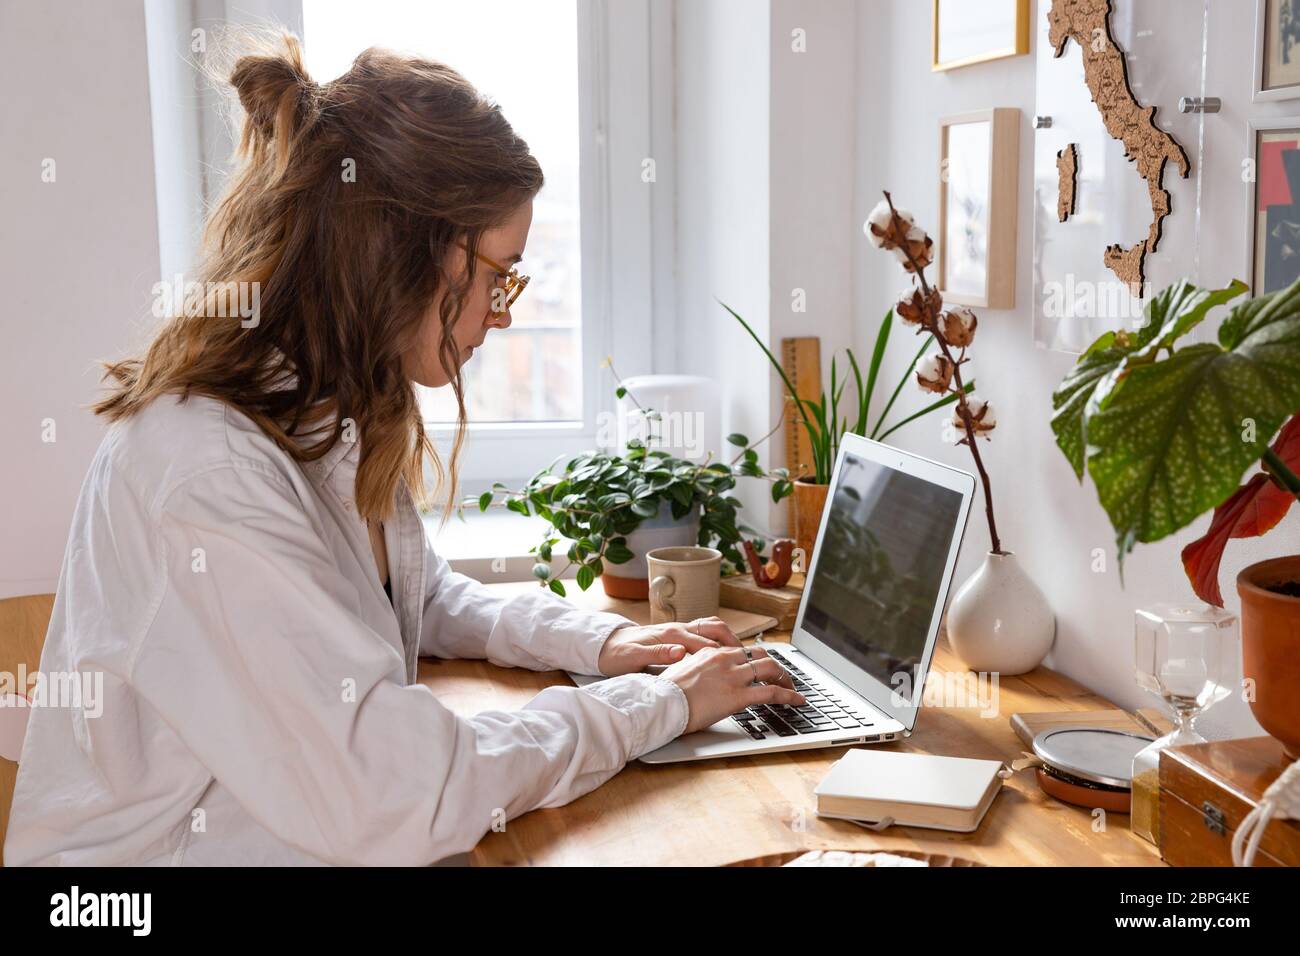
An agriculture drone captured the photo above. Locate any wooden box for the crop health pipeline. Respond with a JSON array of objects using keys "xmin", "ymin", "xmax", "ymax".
[
  {"xmin": 1159, "ymin": 736, "xmax": 1300, "ymax": 867},
  {"xmin": 718, "ymin": 573, "xmax": 804, "ymax": 631}
]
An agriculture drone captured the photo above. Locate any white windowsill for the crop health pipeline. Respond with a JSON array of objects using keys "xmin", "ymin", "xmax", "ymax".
[{"xmin": 424, "ymin": 508, "xmax": 564, "ymax": 584}]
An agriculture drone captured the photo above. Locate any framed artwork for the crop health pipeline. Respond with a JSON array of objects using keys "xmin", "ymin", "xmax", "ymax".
[
  {"xmin": 1248, "ymin": 121, "xmax": 1300, "ymax": 294},
  {"xmin": 938, "ymin": 109, "xmax": 1020, "ymax": 309},
  {"xmin": 932, "ymin": 0, "xmax": 1030, "ymax": 72},
  {"xmin": 1255, "ymin": 0, "xmax": 1300, "ymax": 102}
]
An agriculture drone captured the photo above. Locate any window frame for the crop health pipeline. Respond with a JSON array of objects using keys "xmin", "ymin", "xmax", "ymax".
[{"xmin": 427, "ymin": 0, "xmax": 671, "ymax": 490}]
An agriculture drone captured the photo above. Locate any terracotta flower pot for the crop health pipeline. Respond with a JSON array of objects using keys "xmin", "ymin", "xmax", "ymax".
[
  {"xmin": 792, "ymin": 479, "xmax": 829, "ymax": 567},
  {"xmin": 1237, "ymin": 556, "xmax": 1300, "ymax": 761}
]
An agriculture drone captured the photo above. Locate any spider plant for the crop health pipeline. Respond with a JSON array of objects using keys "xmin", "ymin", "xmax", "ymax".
[{"xmin": 719, "ymin": 300, "xmax": 973, "ymax": 483}]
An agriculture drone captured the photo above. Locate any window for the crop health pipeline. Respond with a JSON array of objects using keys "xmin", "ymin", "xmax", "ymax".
[{"xmin": 301, "ymin": 0, "xmax": 584, "ymax": 424}]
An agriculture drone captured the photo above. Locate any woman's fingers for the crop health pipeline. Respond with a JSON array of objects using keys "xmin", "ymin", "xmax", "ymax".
[
  {"xmin": 638, "ymin": 641, "xmax": 687, "ymax": 665},
  {"xmin": 743, "ymin": 656, "xmax": 793, "ymax": 688},
  {"xmin": 735, "ymin": 647, "xmax": 797, "ymax": 690},
  {"xmin": 743, "ymin": 682, "xmax": 806, "ymax": 708},
  {"xmin": 657, "ymin": 624, "xmax": 720, "ymax": 653},
  {"xmin": 603, "ymin": 638, "xmax": 685, "ymax": 676},
  {"xmin": 686, "ymin": 617, "xmax": 744, "ymax": 647}
]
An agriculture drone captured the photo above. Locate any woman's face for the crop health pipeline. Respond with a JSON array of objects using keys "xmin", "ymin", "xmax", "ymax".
[{"xmin": 404, "ymin": 199, "xmax": 533, "ymax": 388}]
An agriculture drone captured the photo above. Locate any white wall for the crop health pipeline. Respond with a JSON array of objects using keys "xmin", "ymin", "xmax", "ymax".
[
  {"xmin": 673, "ymin": 0, "xmax": 774, "ymax": 531},
  {"xmin": 852, "ymin": 0, "xmax": 1296, "ymax": 737},
  {"xmin": 673, "ymin": 0, "xmax": 859, "ymax": 539},
  {"xmin": 768, "ymin": 0, "xmax": 858, "ymax": 534},
  {"xmin": 0, "ymin": 0, "xmax": 162, "ymax": 599}
]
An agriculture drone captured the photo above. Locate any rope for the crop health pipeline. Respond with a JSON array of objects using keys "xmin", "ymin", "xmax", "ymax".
[{"xmin": 1232, "ymin": 758, "xmax": 1300, "ymax": 867}]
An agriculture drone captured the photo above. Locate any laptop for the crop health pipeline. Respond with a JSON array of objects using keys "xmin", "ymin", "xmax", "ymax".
[{"xmin": 631, "ymin": 433, "xmax": 975, "ymax": 764}]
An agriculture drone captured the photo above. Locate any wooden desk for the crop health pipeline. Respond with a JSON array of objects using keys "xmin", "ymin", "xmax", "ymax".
[{"xmin": 417, "ymin": 583, "xmax": 1163, "ymax": 867}]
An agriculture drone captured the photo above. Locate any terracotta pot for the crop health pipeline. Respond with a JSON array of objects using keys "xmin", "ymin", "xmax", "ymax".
[
  {"xmin": 791, "ymin": 479, "xmax": 829, "ymax": 566},
  {"xmin": 1237, "ymin": 556, "xmax": 1300, "ymax": 760}
]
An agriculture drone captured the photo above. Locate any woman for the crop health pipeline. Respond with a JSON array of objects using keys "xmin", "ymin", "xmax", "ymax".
[{"xmin": 5, "ymin": 35, "xmax": 801, "ymax": 866}]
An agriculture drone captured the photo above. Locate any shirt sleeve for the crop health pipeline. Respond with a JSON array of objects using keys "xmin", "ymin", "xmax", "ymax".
[
  {"xmin": 417, "ymin": 531, "xmax": 635, "ymax": 677},
  {"xmin": 129, "ymin": 465, "xmax": 689, "ymax": 866}
]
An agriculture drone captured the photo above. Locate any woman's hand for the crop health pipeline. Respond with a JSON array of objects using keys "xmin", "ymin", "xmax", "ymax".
[
  {"xmin": 661, "ymin": 646, "xmax": 805, "ymax": 734},
  {"xmin": 596, "ymin": 616, "xmax": 744, "ymax": 676}
]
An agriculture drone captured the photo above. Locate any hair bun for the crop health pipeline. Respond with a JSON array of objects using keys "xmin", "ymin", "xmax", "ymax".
[{"xmin": 229, "ymin": 34, "xmax": 316, "ymax": 142}]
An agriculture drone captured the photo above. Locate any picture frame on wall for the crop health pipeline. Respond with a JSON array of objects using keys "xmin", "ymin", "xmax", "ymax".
[
  {"xmin": 1247, "ymin": 120, "xmax": 1300, "ymax": 294},
  {"xmin": 932, "ymin": 0, "xmax": 1029, "ymax": 72},
  {"xmin": 1254, "ymin": 0, "xmax": 1300, "ymax": 102},
  {"xmin": 938, "ymin": 108, "xmax": 1020, "ymax": 310}
]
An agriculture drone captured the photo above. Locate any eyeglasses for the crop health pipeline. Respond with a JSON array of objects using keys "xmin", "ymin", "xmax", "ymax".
[{"xmin": 458, "ymin": 242, "xmax": 530, "ymax": 313}]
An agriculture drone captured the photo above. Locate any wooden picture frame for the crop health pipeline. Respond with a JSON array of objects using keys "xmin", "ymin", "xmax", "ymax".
[
  {"xmin": 938, "ymin": 108, "xmax": 1020, "ymax": 310},
  {"xmin": 932, "ymin": 0, "xmax": 1030, "ymax": 72},
  {"xmin": 1254, "ymin": 0, "xmax": 1300, "ymax": 103},
  {"xmin": 1246, "ymin": 119, "xmax": 1300, "ymax": 294}
]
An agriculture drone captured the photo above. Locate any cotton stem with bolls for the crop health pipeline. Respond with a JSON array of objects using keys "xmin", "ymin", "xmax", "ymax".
[{"xmin": 881, "ymin": 190, "xmax": 1004, "ymax": 555}]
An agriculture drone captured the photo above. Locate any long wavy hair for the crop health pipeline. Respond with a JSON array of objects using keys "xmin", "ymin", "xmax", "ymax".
[{"xmin": 94, "ymin": 33, "xmax": 543, "ymax": 521}]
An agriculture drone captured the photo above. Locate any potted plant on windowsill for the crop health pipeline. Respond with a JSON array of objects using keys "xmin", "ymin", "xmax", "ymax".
[
  {"xmin": 719, "ymin": 288, "xmax": 971, "ymax": 563},
  {"xmin": 472, "ymin": 374, "xmax": 793, "ymax": 599},
  {"xmin": 1051, "ymin": 274, "xmax": 1300, "ymax": 757}
]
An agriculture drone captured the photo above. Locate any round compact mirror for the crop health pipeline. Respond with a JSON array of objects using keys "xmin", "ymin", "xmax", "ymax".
[{"xmin": 1031, "ymin": 727, "xmax": 1155, "ymax": 788}]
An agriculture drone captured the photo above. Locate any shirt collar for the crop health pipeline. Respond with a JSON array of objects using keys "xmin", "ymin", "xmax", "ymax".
[
  {"xmin": 316, "ymin": 426, "xmax": 362, "ymax": 483},
  {"xmin": 263, "ymin": 355, "xmax": 363, "ymax": 491}
]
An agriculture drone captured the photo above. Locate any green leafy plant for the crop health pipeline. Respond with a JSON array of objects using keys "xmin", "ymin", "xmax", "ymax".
[
  {"xmin": 719, "ymin": 300, "xmax": 972, "ymax": 486},
  {"xmin": 1050, "ymin": 275, "xmax": 1300, "ymax": 604},
  {"xmin": 472, "ymin": 372, "xmax": 793, "ymax": 595}
]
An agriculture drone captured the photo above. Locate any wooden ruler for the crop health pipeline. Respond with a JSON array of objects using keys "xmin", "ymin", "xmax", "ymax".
[{"xmin": 780, "ymin": 337, "xmax": 820, "ymax": 478}]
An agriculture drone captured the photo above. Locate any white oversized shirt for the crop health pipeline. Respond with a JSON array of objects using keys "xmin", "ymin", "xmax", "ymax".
[{"xmin": 5, "ymin": 393, "xmax": 689, "ymax": 866}]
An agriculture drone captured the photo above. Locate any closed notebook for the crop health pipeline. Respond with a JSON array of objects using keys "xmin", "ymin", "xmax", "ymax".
[{"xmin": 814, "ymin": 749, "xmax": 1004, "ymax": 832}]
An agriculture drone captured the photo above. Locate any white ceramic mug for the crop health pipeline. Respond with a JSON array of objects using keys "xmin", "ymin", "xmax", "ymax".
[{"xmin": 646, "ymin": 546, "xmax": 722, "ymax": 624}]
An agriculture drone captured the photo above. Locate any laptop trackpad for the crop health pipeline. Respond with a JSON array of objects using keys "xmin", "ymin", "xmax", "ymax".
[{"xmin": 638, "ymin": 718, "xmax": 753, "ymax": 764}]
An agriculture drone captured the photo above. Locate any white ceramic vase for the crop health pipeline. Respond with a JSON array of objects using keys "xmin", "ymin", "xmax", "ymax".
[{"xmin": 946, "ymin": 551, "xmax": 1055, "ymax": 676}]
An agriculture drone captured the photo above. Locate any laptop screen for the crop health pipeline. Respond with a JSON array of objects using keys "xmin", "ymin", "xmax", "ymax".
[{"xmin": 799, "ymin": 449, "xmax": 966, "ymax": 699}]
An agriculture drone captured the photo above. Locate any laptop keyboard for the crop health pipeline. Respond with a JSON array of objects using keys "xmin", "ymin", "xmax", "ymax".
[{"xmin": 731, "ymin": 647, "xmax": 874, "ymax": 740}]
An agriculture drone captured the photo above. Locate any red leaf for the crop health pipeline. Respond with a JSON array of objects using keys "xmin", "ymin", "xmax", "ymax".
[
  {"xmin": 1181, "ymin": 415, "xmax": 1300, "ymax": 606},
  {"xmin": 1276, "ymin": 411, "xmax": 1300, "ymax": 462}
]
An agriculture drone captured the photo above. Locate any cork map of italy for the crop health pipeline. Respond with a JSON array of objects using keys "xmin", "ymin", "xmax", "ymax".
[{"xmin": 1047, "ymin": 0, "xmax": 1190, "ymax": 295}]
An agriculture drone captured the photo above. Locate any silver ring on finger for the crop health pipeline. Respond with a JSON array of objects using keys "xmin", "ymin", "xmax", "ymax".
[{"xmin": 747, "ymin": 658, "xmax": 762, "ymax": 684}]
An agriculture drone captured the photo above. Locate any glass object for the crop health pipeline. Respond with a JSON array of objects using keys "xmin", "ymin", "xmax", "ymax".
[
  {"xmin": 932, "ymin": 0, "xmax": 1029, "ymax": 72},
  {"xmin": 941, "ymin": 118, "xmax": 992, "ymax": 303},
  {"xmin": 301, "ymin": 0, "xmax": 582, "ymax": 423},
  {"xmin": 1129, "ymin": 603, "xmax": 1237, "ymax": 845}
]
